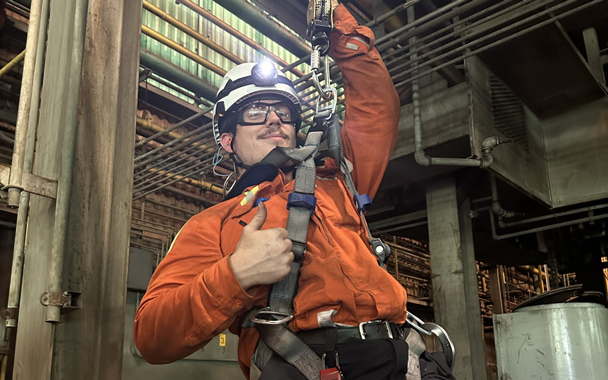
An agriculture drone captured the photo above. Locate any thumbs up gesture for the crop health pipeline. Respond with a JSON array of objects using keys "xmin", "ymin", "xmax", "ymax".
[{"xmin": 229, "ymin": 203, "xmax": 294, "ymax": 290}]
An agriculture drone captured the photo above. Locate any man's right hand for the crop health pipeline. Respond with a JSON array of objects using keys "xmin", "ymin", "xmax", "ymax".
[{"xmin": 229, "ymin": 202, "xmax": 294, "ymax": 291}]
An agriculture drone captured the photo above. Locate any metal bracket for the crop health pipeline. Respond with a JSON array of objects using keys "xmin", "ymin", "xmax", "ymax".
[
  {"xmin": 40, "ymin": 291, "xmax": 81, "ymax": 313},
  {"xmin": 0, "ymin": 164, "xmax": 58, "ymax": 200}
]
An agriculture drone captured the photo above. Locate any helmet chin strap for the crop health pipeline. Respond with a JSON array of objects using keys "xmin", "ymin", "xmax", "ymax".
[{"xmin": 229, "ymin": 152, "xmax": 252, "ymax": 171}]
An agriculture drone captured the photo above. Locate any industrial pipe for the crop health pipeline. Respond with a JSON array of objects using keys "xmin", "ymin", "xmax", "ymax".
[
  {"xmin": 394, "ymin": 0, "xmax": 601, "ymax": 89},
  {"xmin": 143, "ymin": 1, "xmax": 305, "ymax": 78},
  {"xmin": 489, "ymin": 208, "xmax": 608, "ymax": 241},
  {"xmin": 134, "ymin": 152, "xmax": 219, "ymax": 195},
  {"xmin": 139, "ymin": 51, "xmax": 217, "ymax": 102},
  {"xmin": 6, "ymin": 0, "xmax": 43, "ymax": 207},
  {"xmin": 408, "ymin": 7, "xmax": 507, "ymax": 169},
  {"xmin": 136, "ymin": 104, "xmax": 212, "ymax": 148},
  {"xmin": 46, "ymin": 0, "xmax": 88, "ymax": 324},
  {"xmin": 383, "ymin": 0, "xmax": 527, "ymax": 66},
  {"xmin": 490, "ymin": 173, "xmax": 521, "ymax": 219},
  {"xmin": 133, "ymin": 165, "xmax": 224, "ymax": 200},
  {"xmin": 141, "ymin": 25, "xmax": 227, "ymax": 77},
  {"xmin": 5, "ymin": 0, "xmax": 49, "ymax": 330},
  {"xmin": 390, "ymin": 0, "xmax": 573, "ymax": 82},
  {"xmin": 203, "ymin": 0, "xmax": 310, "ymax": 58},
  {"xmin": 0, "ymin": 50, "xmax": 26, "ymax": 79},
  {"xmin": 176, "ymin": 0, "xmax": 308, "ymax": 75},
  {"xmin": 134, "ymin": 145, "xmax": 216, "ymax": 189},
  {"xmin": 134, "ymin": 124, "xmax": 214, "ymax": 169},
  {"xmin": 134, "ymin": 142, "xmax": 212, "ymax": 186},
  {"xmin": 143, "ymin": 1, "xmax": 242, "ymax": 65}
]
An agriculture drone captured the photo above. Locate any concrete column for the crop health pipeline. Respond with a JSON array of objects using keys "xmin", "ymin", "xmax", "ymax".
[
  {"xmin": 426, "ymin": 176, "xmax": 487, "ymax": 380},
  {"xmin": 12, "ymin": 1, "xmax": 140, "ymax": 379}
]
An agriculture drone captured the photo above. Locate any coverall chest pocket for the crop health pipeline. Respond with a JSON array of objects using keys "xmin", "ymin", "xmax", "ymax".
[{"xmin": 315, "ymin": 179, "xmax": 360, "ymax": 229}]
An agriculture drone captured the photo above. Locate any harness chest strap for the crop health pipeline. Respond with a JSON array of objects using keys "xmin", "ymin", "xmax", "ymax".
[{"xmin": 251, "ymin": 127, "xmax": 325, "ymax": 380}]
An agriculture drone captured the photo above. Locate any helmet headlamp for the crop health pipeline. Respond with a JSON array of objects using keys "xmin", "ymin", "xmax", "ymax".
[{"xmin": 251, "ymin": 61, "xmax": 278, "ymax": 86}]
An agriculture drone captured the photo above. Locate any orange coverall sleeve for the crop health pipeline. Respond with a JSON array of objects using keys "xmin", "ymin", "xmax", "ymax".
[
  {"xmin": 134, "ymin": 212, "xmax": 257, "ymax": 363},
  {"xmin": 330, "ymin": 5, "xmax": 400, "ymax": 200}
]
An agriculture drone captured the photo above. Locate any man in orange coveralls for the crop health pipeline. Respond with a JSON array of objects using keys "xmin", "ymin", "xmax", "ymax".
[{"xmin": 134, "ymin": 3, "xmax": 453, "ymax": 380}]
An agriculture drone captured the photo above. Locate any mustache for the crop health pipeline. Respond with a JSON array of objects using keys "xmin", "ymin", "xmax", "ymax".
[{"xmin": 259, "ymin": 131, "xmax": 288, "ymax": 140}]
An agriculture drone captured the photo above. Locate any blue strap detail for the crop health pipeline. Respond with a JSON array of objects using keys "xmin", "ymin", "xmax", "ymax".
[
  {"xmin": 354, "ymin": 194, "xmax": 372, "ymax": 212},
  {"xmin": 287, "ymin": 193, "xmax": 317, "ymax": 214},
  {"xmin": 254, "ymin": 197, "xmax": 269, "ymax": 207}
]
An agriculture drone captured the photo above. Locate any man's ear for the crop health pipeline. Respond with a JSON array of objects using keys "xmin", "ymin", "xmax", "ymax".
[{"xmin": 220, "ymin": 132, "xmax": 234, "ymax": 153}]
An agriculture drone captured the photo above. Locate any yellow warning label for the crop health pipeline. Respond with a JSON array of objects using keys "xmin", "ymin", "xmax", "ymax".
[{"xmin": 219, "ymin": 333, "xmax": 226, "ymax": 347}]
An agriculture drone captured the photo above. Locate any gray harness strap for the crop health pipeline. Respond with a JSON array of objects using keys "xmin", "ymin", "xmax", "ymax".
[
  {"xmin": 251, "ymin": 128, "xmax": 326, "ymax": 380},
  {"xmin": 405, "ymin": 329, "xmax": 426, "ymax": 380}
]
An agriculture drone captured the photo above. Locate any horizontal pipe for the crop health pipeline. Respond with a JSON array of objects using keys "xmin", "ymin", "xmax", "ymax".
[
  {"xmin": 134, "ymin": 147, "xmax": 216, "ymax": 189},
  {"xmin": 133, "ymin": 142, "xmax": 211, "ymax": 186},
  {"xmin": 384, "ymin": 0, "xmax": 528, "ymax": 66},
  {"xmin": 141, "ymin": 25, "xmax": 226, "ymax": 77},
  {"xmin": 490, "ymin": 209, "xmax": 608, "ymax": 241},
  {"xmin": 134, "ymin": 126, "xmax": 213, "ymax": 169},
  {"xmin": 176, "ymin": 0, "xmax": 306, "ymax": 76},
  {"xmin": 139, "ymin": 51, "xmax": 217, "ymax": 101},
  {"xmin": 133, "ymin": 166, "xmax": 224, "ymax": 199},
  {"xmin": 134, "ymin": 152, "xmax": 218, "ymax": 194},
  {"xmin": 394, "ymin": 0, "xmax": 598, "ymax": 89},
  {"xmin": 209, "ymin": 0, "xmax": 310, "ymax": 58},
  {"xmin": 143, "ymin": 1, "xmax": 242, "ymax": 65},
  {"xmin": 0, "ymin": 50, "xmax": 26, "ymax": 78},
  {"xmin": 391, "ymin": 0, "xmax": 568, "ymax": 82},
  {"xmin": 135, "ymin": 103, "xmax": 212, "ymax": 147},
  {"xmin": 504, "ymin": 204, "xmax": 608, "ymax": 228}
]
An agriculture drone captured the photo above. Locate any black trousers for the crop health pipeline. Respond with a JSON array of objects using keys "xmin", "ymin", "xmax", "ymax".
[{"xmin": 259, "ymin": 337, "xmax": 409, "ymax": 380}]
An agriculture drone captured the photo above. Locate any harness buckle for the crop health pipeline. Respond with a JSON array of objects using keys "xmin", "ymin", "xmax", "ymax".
[
  {"xmin": 358, "ymin": 320, "xmax": 393, "ymax": 340},
  {"xmin": 287, "ymin": 192, "xmax": 317, "ymax": 213},
  {"xmin": 250, "ymin": 307, "xmax": 294, "ymax": 325},
  {"xmin": 354, "ymin": 193, "xmax": 372, "ymax": 213}
]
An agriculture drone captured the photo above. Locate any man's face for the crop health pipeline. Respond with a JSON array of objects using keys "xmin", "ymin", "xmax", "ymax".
[{"xmin": 220, "ymin": 99, "xmax": 297, "ymax": 169}]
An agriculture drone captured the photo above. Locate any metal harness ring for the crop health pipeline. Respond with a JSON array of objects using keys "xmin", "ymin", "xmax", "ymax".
[{"xmin": 250, "ymin": 308, "xmax": 294, "ymax": 325}]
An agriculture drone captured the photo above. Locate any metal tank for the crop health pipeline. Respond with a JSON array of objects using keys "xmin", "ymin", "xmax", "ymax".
[{"xmin": 493, "ymin": 303, "xmax": 608, "ymax": 380}]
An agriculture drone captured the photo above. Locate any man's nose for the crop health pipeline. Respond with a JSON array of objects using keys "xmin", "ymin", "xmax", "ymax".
[{"xmin": 266, "ymin": 109, "xmax": 282, "ymax": 126}]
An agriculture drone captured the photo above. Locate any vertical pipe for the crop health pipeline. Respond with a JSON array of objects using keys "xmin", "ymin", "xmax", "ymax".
[
  {"xmin": 393, "ymin": 246, "xmax": 399, "ymax": 278},
  {"xmin": 46, "ymin": 0, "xmax": 88, "ymax": 323},
  {"xmin": 5, "ymin": 0, "xmax": 50, "ymax": 330},
  {"xmin": 5, "ymin": 191, "xmax": 29, "ymax": 329},
  {"xmin": 538, "ymin": 265, "xmax": 545, "ymax": 293},
  {"xmin": 7, "ymin": 0, "xmax": 43, "ymax": 207}
]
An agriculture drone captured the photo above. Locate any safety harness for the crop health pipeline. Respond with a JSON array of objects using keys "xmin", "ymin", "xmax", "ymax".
[{"xmin": 238, "ymin": 2, "xmax": 453, "ymax": 379}]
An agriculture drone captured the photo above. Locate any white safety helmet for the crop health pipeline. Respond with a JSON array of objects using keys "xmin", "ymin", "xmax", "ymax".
[{"xmin": 212, "ymin": 61, "xmax": 302, "ymax": 146}]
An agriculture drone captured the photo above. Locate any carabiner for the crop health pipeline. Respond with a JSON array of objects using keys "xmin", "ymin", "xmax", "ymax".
[{"xmin": 315, "ymin": 87, "xmax": 337, "ymax": 117}]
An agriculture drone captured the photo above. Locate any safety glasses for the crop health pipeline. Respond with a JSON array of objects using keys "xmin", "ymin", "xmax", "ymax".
[{"xmin": 236, "ymin": 101, "xmax": 296, "ymax": 126}]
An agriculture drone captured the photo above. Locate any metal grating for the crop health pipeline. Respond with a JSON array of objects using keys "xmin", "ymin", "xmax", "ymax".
[{"xmin": 489, "ymin": 75, "xmax": 529, "ymax": 152}]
